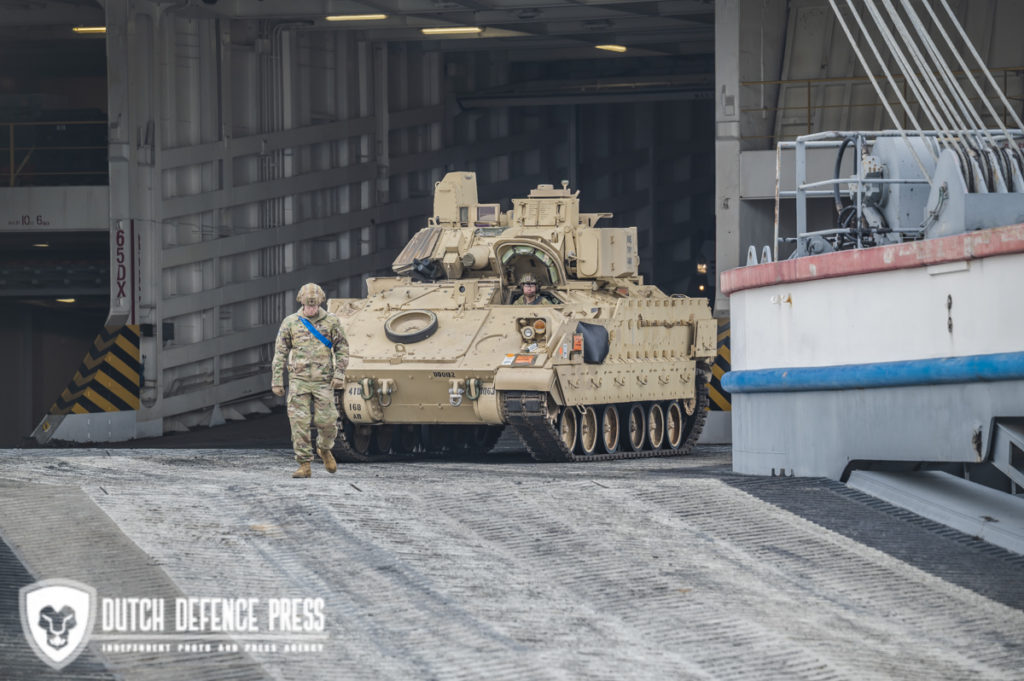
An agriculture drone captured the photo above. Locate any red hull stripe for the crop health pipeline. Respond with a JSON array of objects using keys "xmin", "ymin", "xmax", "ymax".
[{"xmin": 720, "ymin": 223, "xmax": 1024, "ymax": 296}]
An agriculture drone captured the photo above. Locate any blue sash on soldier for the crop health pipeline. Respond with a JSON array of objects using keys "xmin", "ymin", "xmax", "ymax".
[{"xmin": 298, "ymin": 316, "xmax": 333, "ymax": 349}]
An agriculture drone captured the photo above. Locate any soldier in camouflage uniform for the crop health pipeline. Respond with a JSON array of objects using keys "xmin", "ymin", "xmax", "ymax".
[
  {"xmin": 513, "ymin": 272, "xmax": 551, "ymax": 305},
  {"xmin": 271, "ymin": 283, "xmax": 349, "ymax": 478}
]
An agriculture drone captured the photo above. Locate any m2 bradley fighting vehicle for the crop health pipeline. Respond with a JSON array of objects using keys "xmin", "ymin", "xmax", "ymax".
[{"xmin": 327, "ymin": 171, "xmax": 718, "ymax": 462}]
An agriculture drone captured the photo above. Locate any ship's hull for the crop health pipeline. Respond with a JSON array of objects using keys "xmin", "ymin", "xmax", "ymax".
[{"xmin": 721, "ymin": 224, "xmax": 1024, "ymax": 480}]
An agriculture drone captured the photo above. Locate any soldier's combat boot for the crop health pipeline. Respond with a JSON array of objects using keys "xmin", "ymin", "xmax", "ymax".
[
  {"xmin": 291, "ymin": 462, "xmax": 311, "ymax": 478},
  {"xmin": 318, "ymin": 447, "xmax": 337, "ymax": 474}
]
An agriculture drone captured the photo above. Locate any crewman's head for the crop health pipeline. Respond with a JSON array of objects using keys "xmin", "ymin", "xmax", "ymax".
[{"xmin": 518, "ymin": 273, "xmax": 539, "ymax": 297}]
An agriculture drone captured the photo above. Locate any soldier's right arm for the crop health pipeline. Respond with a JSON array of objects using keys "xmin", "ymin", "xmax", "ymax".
[{"xmin": 271, "ymin": 318, "xmax": 292, "ymax": 387}]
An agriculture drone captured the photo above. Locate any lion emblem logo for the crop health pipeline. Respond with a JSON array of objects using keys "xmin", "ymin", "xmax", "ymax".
[{"xmin": 20, "ymin": 579, "xmax": 96, "ymax": 669}]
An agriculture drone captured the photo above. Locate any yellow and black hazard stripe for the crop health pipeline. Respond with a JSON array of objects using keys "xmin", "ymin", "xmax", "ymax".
[
  {"xmin": 49, "ymin": 325, "xmax": 141, "ymax": 414},
  {"xmin": 708, "ymin": 318, "xmax": 731, "ymax": 411}
]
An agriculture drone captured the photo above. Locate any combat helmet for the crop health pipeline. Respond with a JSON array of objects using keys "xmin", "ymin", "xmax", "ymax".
[
  {"xmin": 296, "ymin": 282, "xmax": 326, "ymax": 307},
  {"xmin": 518, "ymin": 272, "xmax": 540, "ymax": 287}
]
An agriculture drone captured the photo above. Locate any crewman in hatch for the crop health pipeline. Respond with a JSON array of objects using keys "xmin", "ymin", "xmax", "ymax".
[{"xmin": 513, "ymin": 272, "xmax": 551, "ymax": 305}]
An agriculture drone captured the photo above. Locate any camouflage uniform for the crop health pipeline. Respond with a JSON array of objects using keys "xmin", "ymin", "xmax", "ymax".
[{"xmin": 271, "ymin": 308, "xmax": 349, "ymax": 464}]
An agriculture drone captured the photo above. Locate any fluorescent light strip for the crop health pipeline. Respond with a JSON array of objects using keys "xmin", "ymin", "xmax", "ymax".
[
  {"xmin": 421, "ymin": 26, "xmax": 483, "ymax": 35},
  {"xmin": 325, "ymin": 14, "xmax": 387, "ymax": 22},
  {"xmin": 72, "ymin": 26, "xmax": 106, "ymax": 34},
  {"xmin": 595, "ymin": 44, "xmax": 627, "ymax": 53}
]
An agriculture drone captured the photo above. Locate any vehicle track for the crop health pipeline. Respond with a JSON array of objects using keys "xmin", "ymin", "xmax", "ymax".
[
  {"xmin": 502, "ymin": 382, "xmax": 708, "ymax": 462},
  {"xmin": 332, "ymin": 372, "xmax": 709, "ymax": 464}
]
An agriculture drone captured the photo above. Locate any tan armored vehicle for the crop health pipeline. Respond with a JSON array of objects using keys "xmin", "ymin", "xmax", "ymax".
[{"xmin": 327, "ymin": 172, "xmax": 717, "ymax": 462}]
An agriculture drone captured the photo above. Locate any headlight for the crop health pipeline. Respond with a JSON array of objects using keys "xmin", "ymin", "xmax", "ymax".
[{"xmin": 521, "ymin": 326, "xmax": 536, "ymax": 340}]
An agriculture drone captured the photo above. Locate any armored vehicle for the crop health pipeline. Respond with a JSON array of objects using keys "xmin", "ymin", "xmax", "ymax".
[{"xmin": 327, "ymin": 172, "xmax": 717, "ymax": 462}]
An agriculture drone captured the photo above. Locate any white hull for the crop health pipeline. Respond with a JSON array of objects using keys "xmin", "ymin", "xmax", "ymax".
[{"xmin": 721, "ymin": 224, "xmax": 1024, "ymax": 480}]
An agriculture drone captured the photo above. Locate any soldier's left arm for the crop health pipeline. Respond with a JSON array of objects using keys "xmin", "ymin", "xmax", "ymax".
[{"xmin": 329, "ymin": 316, "xmax": 349, "ymax": 378}]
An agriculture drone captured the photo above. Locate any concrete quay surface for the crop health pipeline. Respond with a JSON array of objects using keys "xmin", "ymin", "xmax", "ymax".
[{"xmin": 1, "ymin": 435, "xmax": 1022, "ymax": 681}]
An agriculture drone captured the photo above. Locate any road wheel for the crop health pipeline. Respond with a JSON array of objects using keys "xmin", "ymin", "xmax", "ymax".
[
  {"xmin": 461, "ymin": 425, "xmax": 503, "ymax": 455},
  {"xmin": 665, "ymin": 401, "xmax": 685, "ymax": 450},
  {"xmin": 647, "ymin": 403, "xmax": 665, "ymax": 449},
  {"xmin": 600, "ymin": 405, "xmax": 620, "ymax": 454},
  {"xmin": 373, "ymin": 425, "xmax": 394, "ymax": 455},
  {"xmin": 351, "ymin": 424, "xmax": 372, "ymax": 455},
  {"xmin": 579, "ymin": 406, "xmax": 599, "ymax": 455},
  {"xmin": 558, "ymin": 407, "xmax": 578, "ymax": 453},
  {"xmin": 625, "ymin": 404, "xmax": 645, "ymax": 451}
]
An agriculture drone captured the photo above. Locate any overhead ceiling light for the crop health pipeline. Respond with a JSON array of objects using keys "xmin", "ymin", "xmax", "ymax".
[
  {"xmin": 325, "ymin": 14, "xmax": 387, "ymax": 21},
  {"xmin": 595, "ymin": 44, "xmax": 627, "ymax": 53},
  {"xmin": 421, "ymin": 26, "xmax": 483, "ymax": 35},
  {"xmin": 72, "ymin": 26, "xmax": 106, "ymax": 34},
  {"xmin": 33, "ymin": 243, "xmax": 49, "ymax": 248},
  {"xmin": 56, "ymin": 298, "xmax": 76, "ymax": 303}
]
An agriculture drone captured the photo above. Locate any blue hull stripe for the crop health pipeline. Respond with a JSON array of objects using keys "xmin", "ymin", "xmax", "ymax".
[{"xmin": 721, "ymin": 351, "xmax": 1024, "ymax": 394}]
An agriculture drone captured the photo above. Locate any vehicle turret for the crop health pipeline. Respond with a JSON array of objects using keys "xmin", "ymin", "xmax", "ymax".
[{"xmin": 391, "ymin": 172, "xmax": 639, "ymax": 295}]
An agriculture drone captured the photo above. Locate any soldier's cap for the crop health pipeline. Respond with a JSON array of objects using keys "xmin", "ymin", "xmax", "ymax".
[{"xmin": 518, "ymin": 273, "xmax": 540, "ymax": 286}]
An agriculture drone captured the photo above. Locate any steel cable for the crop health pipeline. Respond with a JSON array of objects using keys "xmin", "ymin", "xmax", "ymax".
[
  {"xmin": 827, "ymin": 0, "xmax": 934, "ymax": 183},
  {"xmin": 841, "ymin": 0, "xmax": 936, "ymax": 161},
  {"xmin": 899, "ymin": 0, "xmax": 992, "ymax": 139},
  {"xmin": 860, "ymin": 0, "xmax": 953, "ymax": 149},
  {"xmin": 876, "ymin": 0, "xmax": 971, "ymax": 147},
  {"xmin": 863, "ymin": 0, "xmax": 976, "ymax": 187},
  {"xmin": 925, "ymin": 0, "xmax": 1024, "ymax": 180},
  {"xmin": 882, "ymin": 0, "xmax": 993, "ymax": 189}
]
